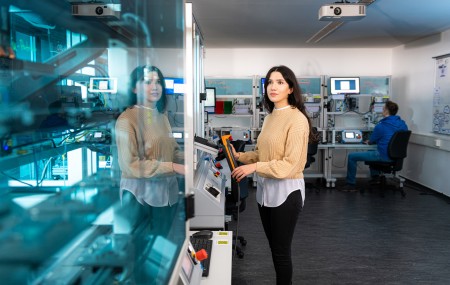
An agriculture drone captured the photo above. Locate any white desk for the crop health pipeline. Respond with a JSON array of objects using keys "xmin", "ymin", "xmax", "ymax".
[
  {"xmin": 190, "ymin": 231, "xmax": 233, "ymax": 285},
  {"xmin": 245, "ymin": 143, "xmax": 377, "ymax": 188},
  {"xmin": 320, "ymin": 143, "xmax": 377, "ymax": 187}
]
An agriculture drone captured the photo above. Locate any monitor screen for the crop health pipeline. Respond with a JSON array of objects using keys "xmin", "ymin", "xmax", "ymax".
[
  {"xmin": 181, "ymin": 250, "xmax": 194, "ymax": 282},
  {"xmin": 165, "ymin": 78, "xmax": 184, "ymax": 95},
  {"xmin": 89, "ymin": 77, "xmax": 118, "ymax": 93},
  {"xmin": 345, "ymin": 132, "xmax": 355, "ymax": 139},
  {"xmin": 261, "ymin": 78, "xmax": 266, "ymax": 96},
  {"xmin": 330, "ymin": 77, "xmax": 360, "ymax": 95},
  {"xmin": 172, "ymin": 132, "xmax": 183, "ymax": 139},
  {"xmin": 204, "ymin": 87, "xmax": 216, "ymax": 107}
]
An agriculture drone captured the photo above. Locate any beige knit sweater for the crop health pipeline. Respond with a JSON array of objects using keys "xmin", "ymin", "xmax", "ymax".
[
  {"xmin": 115, "ymin": 106, "xmax": 183, "ymax": 179},
  {"xmin": 238, "ymin": 106, "xmax": 309, "ymax": 179}
]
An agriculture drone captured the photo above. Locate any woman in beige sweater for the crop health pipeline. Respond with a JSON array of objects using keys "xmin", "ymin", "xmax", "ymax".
[
  {"xmin": 115, "ymin": 65, "xmax": 184, "ymax": 206},
  {"xmin": 115, "ymin": 66, "xmax": 185, "ymax": 241},
  {"xmin": 231, "ymin": 65, "xmax": 314, "ymax": 285},
  {"xmin": 115, "ymin": 65, "xmax": 185, "ymax": 283}
]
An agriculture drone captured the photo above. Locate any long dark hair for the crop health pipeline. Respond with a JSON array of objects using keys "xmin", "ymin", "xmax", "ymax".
[
  {"xmin": 263, "ymin": 65, "xmax": 317, "ymax": 142},
  {"xmin": 127, "ymin": 65, "xmax": 167, "ymax": 113}
]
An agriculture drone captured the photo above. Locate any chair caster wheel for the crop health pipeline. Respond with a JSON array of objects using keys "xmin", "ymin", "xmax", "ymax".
[
  {"xmin": 240, "ymin": 239, "xmax": 247, "ymax": 246},
  {"xmin": 237, "ymin": 252, "xmax": 244, "ymax": 259}
]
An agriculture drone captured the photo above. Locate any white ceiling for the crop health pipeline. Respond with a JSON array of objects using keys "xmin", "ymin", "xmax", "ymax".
[{"xmin": 189, "ymin": 0, "xmax": 450, "ymax": 48}]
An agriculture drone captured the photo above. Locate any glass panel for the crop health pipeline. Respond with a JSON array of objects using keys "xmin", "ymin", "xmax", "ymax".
[{"xmin": 0, "ymin": 1, "xmax": 186, "ymax": 284}]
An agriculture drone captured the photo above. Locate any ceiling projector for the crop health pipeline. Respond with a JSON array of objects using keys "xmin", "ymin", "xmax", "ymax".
[
  {"xmin": 71, "ymin": 3, "xmax": 121, "ymax": 19},
  {"xmin": 319, "ymin": 4, "xmax": 366, "ymax": 21}
]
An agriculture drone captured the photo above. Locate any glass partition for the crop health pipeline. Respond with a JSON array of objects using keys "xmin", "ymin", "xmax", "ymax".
[{"xmin": 0, "ymin": 0, "xmax": 187, "ymax": 284}]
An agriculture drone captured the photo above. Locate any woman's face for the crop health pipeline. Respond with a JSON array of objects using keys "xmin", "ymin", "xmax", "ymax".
[
  {"xmin": 267, "ymin": 71, "xmax": 292, "ymax": 108},
  {"xmin": 135, "ymin": 71, "xmax": 163, "ymax": 105}
]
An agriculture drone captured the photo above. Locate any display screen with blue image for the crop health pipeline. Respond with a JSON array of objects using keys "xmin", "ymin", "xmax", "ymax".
[
  {"xmin": 330, "ymin": 77, "xmax": 360, "ymax": 95},
  {"xmin": 164, "ymin": 78, "xmax": 184, "ymax": 95}
]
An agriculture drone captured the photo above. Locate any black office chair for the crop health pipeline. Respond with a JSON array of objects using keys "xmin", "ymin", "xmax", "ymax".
[
  {"xmin": 305, "ymin": 128, "xmax": 320, "ymax": 192},
  {"xmin": 365, "ymin": 130, "xmax": 412, "ymax": 196},
  {"xmin": 225, "ymin": 140, "xmax": 248, "ymax": 258},
  {"xmin": 305, "ymin": 142, "xmax": 318, "ymax": 169}
]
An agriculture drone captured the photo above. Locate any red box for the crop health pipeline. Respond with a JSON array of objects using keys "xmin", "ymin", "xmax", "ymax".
[{"xmin": 215, "ymin": 101, "xmax": 224, "ymax": 114}]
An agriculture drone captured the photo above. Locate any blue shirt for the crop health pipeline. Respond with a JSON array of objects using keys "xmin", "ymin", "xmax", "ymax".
[{"xmin": 369, "ymin": 115, "xmax": 408, "ymax": 160}]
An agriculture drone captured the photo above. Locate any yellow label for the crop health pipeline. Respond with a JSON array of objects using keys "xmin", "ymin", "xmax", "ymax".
[
  {"xmin": 217, "ymin": 240, "xmax": 228, "ymax": 245},
  {"xmin": 218, "ymin": 231, "xmax": 228, "ymax": 236}
]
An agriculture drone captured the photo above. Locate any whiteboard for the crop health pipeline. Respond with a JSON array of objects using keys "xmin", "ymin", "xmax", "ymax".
[{"xmin": 433, "ymin": 55, "xmax": 450, "ymax": 135}]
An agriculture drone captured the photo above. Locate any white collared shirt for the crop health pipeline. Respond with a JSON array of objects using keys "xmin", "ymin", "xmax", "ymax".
[{"xmin": 256, "ymin": 174, "xmax": 305, "ymax": 207}]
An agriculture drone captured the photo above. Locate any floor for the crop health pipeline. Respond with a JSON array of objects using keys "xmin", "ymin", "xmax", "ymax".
[{"xmin": 228, "ymin": 178, "xmax": 450, "ymax": 285}]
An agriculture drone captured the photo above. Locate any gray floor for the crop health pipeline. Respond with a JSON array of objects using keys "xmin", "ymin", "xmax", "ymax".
[{"xmin": 229, "ymin": 179, "xmax": 450, "ymax": 285}]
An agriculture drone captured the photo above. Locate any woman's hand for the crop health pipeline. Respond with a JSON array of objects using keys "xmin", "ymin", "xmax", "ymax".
[
  {"xmin": 230, "ymin": 144, "xmax": 239, "ymax": 160},
  {"xmin": 231, "ymin": 163, "xmax": 256, "ymax": 182},
  {"xmin": 173, "ymin": 163, "xmax": 185, "ymax": 175}
]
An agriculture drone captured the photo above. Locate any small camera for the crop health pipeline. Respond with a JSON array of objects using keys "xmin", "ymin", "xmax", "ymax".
[
  {"xmin": 334, "ymin": 7, "xmax": 342, "ymax": 15},
  {"xmin": 95, "ymin": 6, "xmax": 104, "ymax": 15}
]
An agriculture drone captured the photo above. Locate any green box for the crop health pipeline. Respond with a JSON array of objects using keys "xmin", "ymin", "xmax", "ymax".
[{"xmin": 224, "ymin": 101, "xmax": 233, "ymax": 114}]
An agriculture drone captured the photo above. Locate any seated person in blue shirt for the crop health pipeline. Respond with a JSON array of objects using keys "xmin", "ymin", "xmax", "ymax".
[{"xmin": 343, "ymin": 100, "xmax": 408, "ymax": 191}]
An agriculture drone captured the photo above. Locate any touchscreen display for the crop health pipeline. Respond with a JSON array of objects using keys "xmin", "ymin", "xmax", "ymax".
[{"xmin": 345, "ymin": 132, "xmax": 355, "ymax": 139}]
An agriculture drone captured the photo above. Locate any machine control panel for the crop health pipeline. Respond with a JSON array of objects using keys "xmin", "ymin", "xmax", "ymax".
[{"xmin": 341, "ymin": 130, "xmax": 363, "ymax": 143}]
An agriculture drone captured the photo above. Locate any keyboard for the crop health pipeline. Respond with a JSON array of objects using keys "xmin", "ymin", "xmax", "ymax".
[{"xmin": 190, "ymin": 237, "xmax": 213, "ymax": 277}]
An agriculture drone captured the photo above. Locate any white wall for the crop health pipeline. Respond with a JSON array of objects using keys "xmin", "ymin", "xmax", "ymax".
[
  {"xmin": 392, "ymin": 30, "xmax": 450, "ymax": 195},
  {"xmin": 203, "ymin": 40, "xmax": 450, "ymax": 196},
  {"xmin": 204, "ymin": 48, "xmax": 392, "ymax": 77},
  {"xmin": 203, "ymin": 47, "xmax": 392, "ymax": 182}
]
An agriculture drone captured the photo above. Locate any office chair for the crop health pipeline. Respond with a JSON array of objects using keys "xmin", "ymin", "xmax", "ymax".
[
  {"xmin": 225, "ymin": 140, "xmax": 248, "ymax": 258},
  {"xmin": 305, "ymin": 128, "xmax": 320, "ymax": 192},
  {"xmin": 305, "ymin": 142, "xmax": 318, "ymax": 169},
  {"xmin": 364, "ymin": 130, "xmax": 412, "ymax": 197}
]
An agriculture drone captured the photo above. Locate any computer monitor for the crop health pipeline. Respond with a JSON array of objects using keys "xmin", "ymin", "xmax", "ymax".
[
  {"xmin": 89, "ymin": 77, "xmax": 118, "ymax": 93},
  {"xmin": 330, "ymin": 77, "xmax": 360, "ymax": 95},
  {"xmin": 165, "ymin": 77, "xmax": 184, "ymax": 95},
  {"xmin": 260, "ymin": 78, "xmax": 266, "ymax": 96},
  {"xmin": 204, "ymin": 87, "xmax": 216, "ymax": 107}
]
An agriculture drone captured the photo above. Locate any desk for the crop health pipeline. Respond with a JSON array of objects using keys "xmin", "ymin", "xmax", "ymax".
[
  {"xmin": 190, "ymin": 231, "xmax": 233, "ymax": 285},
  {"xmin": 320, "ymin": 143, "xmax": 377, "ymax": 187},
  {"xmin": 246, "ymin": 143, "xmax": 376, "ymax": 188}
]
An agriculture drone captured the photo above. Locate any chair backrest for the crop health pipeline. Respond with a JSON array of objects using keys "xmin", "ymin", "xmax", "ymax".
[
  {"xmin": 387, "ymin": 130, "xmax": 411, "ymax": 171},
  {"xmin": 308, "ymin": 141, "xmax": 318, "ymax": 156},
  {"xmin": 388, "ymin": 130, "xmax": 411, "ymax": 160},
  {"xmin": 305, "ymin": 127, "xmax": 319, "ymax": 169},
  {"xmin": 231, "ymin": 140, "xmax": 247, "ymax": 153},
  {"xmin": 305, "ymin": 142, "xmax": 318, "ymax": 169}
]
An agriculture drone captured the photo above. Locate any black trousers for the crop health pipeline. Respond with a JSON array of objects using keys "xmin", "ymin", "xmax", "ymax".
[{"xmin": 258, "ymin": 190, "xmax": 303, "ymax": 285}]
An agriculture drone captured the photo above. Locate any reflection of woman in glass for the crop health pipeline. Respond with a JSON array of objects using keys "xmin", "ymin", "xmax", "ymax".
[
  {"xmin": 115, "ymin": 65, "xmax": 184, "ymax": 207},
  {"xmin": 115, "ymin": 65, "xmax": 185, "ymax": 283}
]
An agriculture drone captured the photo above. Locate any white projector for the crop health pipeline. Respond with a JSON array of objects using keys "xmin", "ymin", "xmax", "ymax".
[
  {"xmin": 72, "ymin": 3, "xmax": 121, "ymax": 19},
  {"xmin": 319, "ymin": 4, "xmax": 366, "ymax": 21}
]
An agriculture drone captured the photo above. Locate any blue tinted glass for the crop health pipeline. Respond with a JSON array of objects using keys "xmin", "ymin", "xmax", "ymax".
[{"xmin": 0, "ymin": 1, "xmax": 186, "ymax": 284}]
